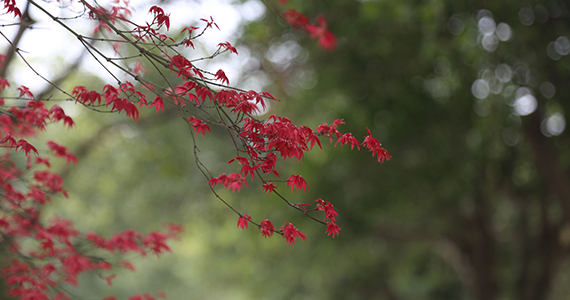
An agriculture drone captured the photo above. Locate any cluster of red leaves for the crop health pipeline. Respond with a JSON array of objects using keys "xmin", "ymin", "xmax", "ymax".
[
  {"xmin": 1, "ymin": 0, "xmax": 21, "ymax": 19},
  {"xmin": 208, "ymin": 173, "xmax": 248, "ymax": 192},
  {"xmin": 149, "ymin": 5, "xmax": 170, "ymax": 30},
  {"xmin": 281, "ymin": 9, "xmax": 337, "ymax": 51},
  {"xmin": 71, "ymin": 81, "xmax": 175, "ymax": 122},
  {"xmin": 85, "ymin": 226, "xmax": 182, "ymax": 257},
  {"xmin": 222, "ymin": 113, "xmax": 388, "ymax": 244},
  {"xmin": 0, "ymin": 77, "xmax": 182, "ymax": 300},
  {"xmin": 0, "ymin": 4, "xmax": 390, "ymax": 299},
  {"xmin": 83, "ymin": 0, "xmax": 132, "ymax": 34},
  {"xmin": 316, "ymin": 199, "xmax": 341, "ymax": 238}
]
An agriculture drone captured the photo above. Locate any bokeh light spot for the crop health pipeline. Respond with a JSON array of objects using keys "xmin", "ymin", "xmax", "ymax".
[
  {"xmin": 472, "ymin": 79, "xmax": 490, "ymax": 99},
  {"xmin": 503, "ymin": 127, "xmax": 520, "ymax": 146},
  {"xmin": 519, "ymin": 7, "xmax": 535, "ymax": 25},
  {"xmin": 482, "ymin": 34, "xmax": 499, "ymax": 51},
  {"xmin": 546, "ymin": 113, "xmax": 566, "ymax": 136},
  {"xmin": 554, "ymin": 36, "xmax": 570, "ymax": 55},
  {"xmin": 534, "ymin": 5, "xmax": 549, "ymax": 23},
  {"xmin": 513, "ymin": 89, "xmax": 537, "ymax": 116},
  {"xmin": 478, "ymin": 16, "xmax": 496, "ymax": 34},
  {"xmin": 547, "ymin": 42, "xmax": 562, "ymax": 60},
  {"xmin": 495, "ymin": 64, "xmax": 512, "ymax": 82},
  {"xmin": 496, "ymin": 23, "xmax": 513, "ymax": 41},
  {"xmin": 539, "ymin": 81, "xmax": 556, "ymax": 98},
  {"xmin": 447, "ymin": 15, "xmax": 465, "ymax": 35}
]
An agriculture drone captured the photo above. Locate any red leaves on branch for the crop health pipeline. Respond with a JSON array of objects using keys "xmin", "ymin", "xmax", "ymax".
[
  {"xmin": 73, "ymin": 86, "xmax": 102, "ymax": 106},
  {"xmin": 237, "ymin": 214, "xmax": 252, "ymax": 229},
  {"xmin": 215, "ymin": 69, "xmax": 229, "ymax": 85},
  {"xmin": 363, "ymin": 127, "xmax": 391, "ymax": 163},
  {"xmin": 170, "ymin": 55, "xmax": 192, "ymax": 74},
  {"xmin": 149, "ymin": 5, "xmax": 170, "ymax": 30},
  {"xmin": 316, "ymin": 198, "xmax": 341, "ymax": 237},
  {"xmin": 305, "ymin": 15, "xmax": 338, "ymax": 51},
  {"xmin": 16, "ymin": 139, "xmax": 38, "ymax": 156},
  {"xmin": 49, "ymin": 106, "xmax": 74, "ymax": 128},
  {"xmin": 326, "ymin": 222, "xmax": 341, "ymax": 238},
  {"xmin": 200, "ymin": 16, "xmax": 219, "ymax": 30},
  {"xmin": 287, "ymin": 174, "xmax": 308, "ymax": 193},
  {"xmin": 262, "ymin": 183, "xmax": 277, "ymax": 194},
  {"xmin": 47, "ymin": 141, "xmax": 77, "ymax": 164},
  {"xmin": 17, "ymin": 85, "xmax": 34, "ymax": 99},
  {"xmin": 133, "ymin": 61, "xmax": 148, "ymax": 76},
  {"xmin": 150, "ymin": 96, "xmax": 164, "ymax": 113},
  {"xmin": 85, "ymin": 226, "xmax": 182, "ymax": 257},
  {"xmin": 0, "ymin": 1, "xmax": 392, "ymax": 296},
  {"xmin": 217, "ymin": 42, "xmax": 238, "ymax": 55},
  {"xmin": 0, "ymin": 73, "xmax": 184, "ymax": 299},
  {"xmin": 181, "ymin": 26, "xmax": 199, "ymax": 35},
  {"xmin": 208, "ymin": 173, "xmax": 248, "ymax": 192},
  {"xmin": 282, "ymin": 9, "xmax": 337, "ymax": 51},
  {"xmin": 315, "ymin": 198, "xmax": 338, "ymax": 222},
  {"xmin": 0, "ymin": 77, "xmax": 9, "ymax": 91},
  {"xmin": 2, "ymin": 0, "xmax": 21, "ymax": 19},
  {"xmin": 187, "ymin": 116, "xmax": 211, "ymax": 137},
  {"xmin": 261, "ymin": 220, "xmax": 275, "ymax": 238},
  {"xmin": 280, "ymin": 222, "xmax": 306, "ymax": 247},
  {"xmin": 228, "ymin": 156, "xmax": 258, "ymax": 180},
  {"xmin": 282, "ymin": 9, "xmax": 310, "ymax": 28},
  {"xmin": 335, "ymin": 133, "xmax": 361, "ymax": 150}
]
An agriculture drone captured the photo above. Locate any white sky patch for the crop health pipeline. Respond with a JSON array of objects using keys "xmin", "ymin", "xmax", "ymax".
[{"xmin": 1, "ymin": 0, "xmax": 266, "ymax": 95}]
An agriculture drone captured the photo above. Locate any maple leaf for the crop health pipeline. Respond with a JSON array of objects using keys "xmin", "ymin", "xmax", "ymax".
[
  {"xmin": 149, "ymin": 5, "xmax": 170, "ymax": 30},
  {"xmin": 296, "ymin": 203, "xmax": 311, "ymax": 211},
  {"xmin": 150, "ymin": 96, "xmax": 164, "ymax": 113},
  {"xmin": 287, "ymin": 174, "xmax": 308, "ymax": 193},
  {"xmin": 17, "ymin": 85, "xmax": 34, "ymax": 99},
  {"xmin": 16, "ymin": 139, "xmax": 38, "ymax": 156},
  {"xmin": 261, "ymin": 220, "xmax": 275, "ymax": 238},
  {"xmin": 1, "ymin": 134, "xmax": 17, "ymax": 147},
  {"xmin": 47, "ymin": 141, "xmax": 77, "ymax": 164},
  {"xmin": 237, "ymin": 214, "xmax": 251, "ymax": 230},
  {"xmin": 217, "ymin": 42, "xmax": 238, "ymax": 54},
  {"xmin": 362, "ymin": 127, "xmax": 391, "ymax": 163},
  {"xmin": 187, "ymin": 116, "xmax": 211, "ymax": 137},
  {"xmin": 105, "ymin": 274, "xmax": 116, "ymax": 286},
  {"xmin": 326, "ymin": 222, "xmax": 341, "ymax": 238},
  {"xmin": 0, "ymin": 77, "xmax": 10, "ymax": 91},
  {"xmin": 181, "ymin": 26, "xmax": 199, "ymax": 35},
  {"xmin": 305, "ymin": 15, "xmax": 337, "ymax": 51},
  {"xmin": 315, "ymin": 199, "xmax": 338, "ymax": 222},
  {"xmin": 335, "ymin": 133, "xmax": 361, "ymax": 150},
  {"xmin": 262, "ymin": 183, "xmax": 277, "ymax": 194},
  {"xmin": 200, "ymin": 16, "xmax": 219, "ymax": 30},
  {"xmin": 133, "ymin": 60, "xmax": 148, "ymax": 76},
  {"xmin": 143, "ymin": 232, "xmax": 171, "ymax": 256},
  {"xmin": 280, "ymin": 222, "xmax": 306, "ymax": 247},
  {"xmin": 169, "ymin": 54, "xmax": 192, "ymax": 72},
  {"xmin": 215, "ymin": 69, "xmax": 229, "ymax": 85},
  {"xmin": 282, "ymin": 9, "xmax": 309, "ymax": 28}
]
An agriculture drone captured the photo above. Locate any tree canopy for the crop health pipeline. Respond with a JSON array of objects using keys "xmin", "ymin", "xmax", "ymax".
[{"xmin": 1, "ymin": 0, "xmax": 570, "ymax": 299}]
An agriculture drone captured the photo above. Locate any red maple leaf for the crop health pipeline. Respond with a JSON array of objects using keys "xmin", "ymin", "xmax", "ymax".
[
  {"xmin": 261, "ymin": 220, "xmax": 275, "ymax": 238},
  {"xmin": 305, "ymin": 15, "xmax": 337, "ymax": 51},
  {"xmin": 237, "ymin": 214, "xmax": 251, "ymax": 230},
  {"xmin": 280, "ymin": 222, "xmax": 306, "ymax": 247}
]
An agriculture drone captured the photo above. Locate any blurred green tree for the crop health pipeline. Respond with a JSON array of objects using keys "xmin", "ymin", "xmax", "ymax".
[
  {"xmin": 243, "ymin": 0, "xmax": 570, "ymax": 299},
  {"xmin": 3, "ymin": 0, "xmax": 570, "ymax": 299}
]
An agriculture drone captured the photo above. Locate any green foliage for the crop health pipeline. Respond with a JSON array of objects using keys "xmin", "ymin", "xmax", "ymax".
[{"xmin": 38, "ymin": 0, "xmax": 570, "ymax": 299}]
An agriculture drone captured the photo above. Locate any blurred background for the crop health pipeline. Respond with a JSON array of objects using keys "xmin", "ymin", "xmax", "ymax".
[{"xmin": 3, "ymin": 0, "xmax": 570, "ymax": 299}]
